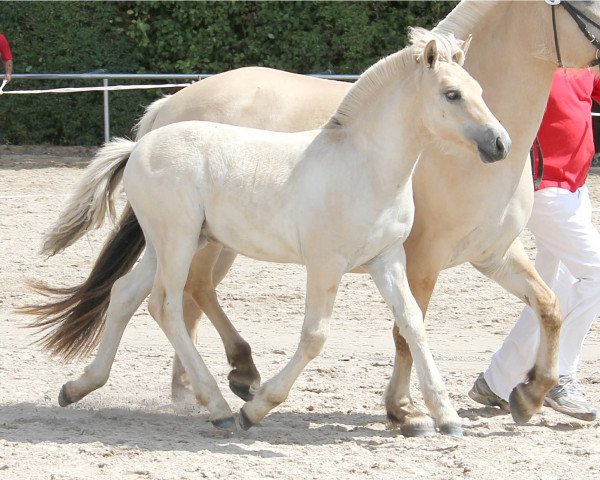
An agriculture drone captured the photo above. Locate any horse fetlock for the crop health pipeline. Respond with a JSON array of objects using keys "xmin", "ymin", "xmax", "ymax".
[
  {"xmin": 206, "ymin": 398, "xmax": 234, "ymax": 422},
  {"xmin": 385, "ymin": 396, "xmax": 421, "ymax": 422},
  {"xmin": 83, "ymin": 366, "xmax": 109, "ymax": 389},
  {"xmin": 226, "ymin": 341, "xmax": 254, "ymax": 367}
]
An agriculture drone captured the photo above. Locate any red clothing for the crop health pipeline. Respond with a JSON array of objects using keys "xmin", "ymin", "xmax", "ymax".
[
  {"xmin": 533, "ymin": 69, "xmax": 600, "ymax": 192},
  {"xmin": 0, "ymin": 33, "xmax": 12, "ymax": 62}
]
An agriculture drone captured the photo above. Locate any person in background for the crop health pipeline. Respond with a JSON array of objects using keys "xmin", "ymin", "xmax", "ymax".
[
  {"xmin": 0, "ymin": 32, "xmax": 13, "ymax": 82},
  {"xmin": 469, "ymin": 68, "xmax": 600, "ymax": 422}
]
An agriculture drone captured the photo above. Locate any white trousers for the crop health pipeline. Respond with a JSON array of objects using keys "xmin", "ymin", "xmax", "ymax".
[{"xmin": 485, "ymin": 185, "xmax": 600, "ymax": 400}]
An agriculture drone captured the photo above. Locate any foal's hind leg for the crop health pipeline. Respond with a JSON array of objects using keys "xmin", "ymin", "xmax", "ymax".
[
  {"xmin": 473, "ymin": 238, "xmax": 561, "ymax": 425},
  {"xmin": 59, "ymin": 248, "xmax": 156, "ymax": 406},
  {"xmin": 147, "ymin": 229, "xmax": 235, "ymax": 430},
  {"xmin": 172, "ymin": 243, "xmax": 260, "ymax": 402}
]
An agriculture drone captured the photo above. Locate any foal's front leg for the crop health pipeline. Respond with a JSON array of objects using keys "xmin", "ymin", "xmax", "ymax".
[
  {"xmin": 238, "ymin": 258, "xmax": 345, "ymax": 429},
  {"xmin": 364, "ymin": 242, "xmax": 462, "ymax": 436}
]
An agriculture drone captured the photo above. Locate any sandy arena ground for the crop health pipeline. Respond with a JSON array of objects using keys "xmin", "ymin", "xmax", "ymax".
[{"xmin": 1, "ymin": 146, "xmax": 599, "ymax": 480}]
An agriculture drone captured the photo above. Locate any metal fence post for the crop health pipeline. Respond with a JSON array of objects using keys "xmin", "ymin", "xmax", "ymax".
[{"xmin": 103, "ymin": 78, "xmax": 110, "ymax": 143}]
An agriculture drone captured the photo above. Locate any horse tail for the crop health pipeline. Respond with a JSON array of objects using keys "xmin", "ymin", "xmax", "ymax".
[
  {"xmin": 20, "ymin": 204, "xmax": 146, "ymax": 360},
  {"xmin": 40, "ymin": 138, "xmax": 137, "ymax": 257},
  {"xmin": 132, "ymin": 95, "xmax": 172, "ymax": 141}
]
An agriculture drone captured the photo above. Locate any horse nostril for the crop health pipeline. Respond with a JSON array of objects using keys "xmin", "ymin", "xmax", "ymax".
[{"xmin": 496, "ymin": 137, "xmax": 506, "ymax": 154}]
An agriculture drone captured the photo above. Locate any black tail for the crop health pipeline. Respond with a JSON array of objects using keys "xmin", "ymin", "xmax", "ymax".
[{"xmin": 20, "ymin": 206, "xmax": 145, "ymax": 360}]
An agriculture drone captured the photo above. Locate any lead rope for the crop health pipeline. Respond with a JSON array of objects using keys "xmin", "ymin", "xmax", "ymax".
[
  {"xmin": 551, "ymin": 5, "xmax": 564, "ymax": 68},
  {"xmin": 530, "ymin": 137, "xmax": 544, "ymax": 189}
]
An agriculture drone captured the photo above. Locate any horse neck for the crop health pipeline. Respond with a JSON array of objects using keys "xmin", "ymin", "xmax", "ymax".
[
  {"xmin": 333, "ymin": 74, "xmax": 425, "ymax": 183},
  {"xmin": 455, "ymin": 2, "xmax": 556, "ymax": 165}
]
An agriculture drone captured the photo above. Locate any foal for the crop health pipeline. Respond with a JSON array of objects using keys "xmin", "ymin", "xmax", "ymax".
[{"xmin": 30, "ymin": 28, "xmax": 509, "ymax": 434}]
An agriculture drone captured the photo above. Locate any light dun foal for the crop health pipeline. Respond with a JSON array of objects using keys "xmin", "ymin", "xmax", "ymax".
[{"xmin": 32, "ymin": 29, "xmax": 509, "ymax": 435}]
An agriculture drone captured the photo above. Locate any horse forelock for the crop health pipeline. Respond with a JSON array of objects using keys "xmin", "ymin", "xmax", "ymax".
[{"xmin": 325, "ymin": 28, "xmax": 464, "ymax": 129}]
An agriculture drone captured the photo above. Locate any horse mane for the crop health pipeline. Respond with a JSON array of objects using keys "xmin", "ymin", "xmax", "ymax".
[
  {"xmin": 324, "ymin": 28, "xmax": 465, "ymax": 129},
  {"xmin": 433, "ymin": 0, "xmax": 498, "ymax": 39}
]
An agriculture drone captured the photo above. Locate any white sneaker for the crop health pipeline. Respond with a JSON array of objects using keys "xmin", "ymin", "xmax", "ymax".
[{"xmin": 544, "ymin": 376, "xmax": 597, "ymax": 422}]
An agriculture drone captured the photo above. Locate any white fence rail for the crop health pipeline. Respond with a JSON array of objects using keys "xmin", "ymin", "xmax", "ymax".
[{"xmin": 0, "ymin": 72, "xmax": 360, "ymax": 143}]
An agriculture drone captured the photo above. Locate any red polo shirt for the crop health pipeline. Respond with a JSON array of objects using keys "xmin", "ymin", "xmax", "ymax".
[
  {"xmin": 0, "ymin": 33, "xmax": 12, "ymax": 62},
  {"xmin": 533, "ymin": 69, "xmax": 600, "ymax": 192}
]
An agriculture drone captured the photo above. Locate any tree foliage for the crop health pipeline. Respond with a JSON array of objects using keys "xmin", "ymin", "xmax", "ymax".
[{"xmin": 0, "ymin": 1, "xmax": 455, "ymax": 145}]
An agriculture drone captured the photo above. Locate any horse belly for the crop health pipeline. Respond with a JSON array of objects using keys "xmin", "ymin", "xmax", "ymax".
[{"xmin": 204, "ymin": 203, "xmax": 302, "ymax": 264}]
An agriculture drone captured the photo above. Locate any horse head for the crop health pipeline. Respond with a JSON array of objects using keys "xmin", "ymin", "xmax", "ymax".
[{"xmin": 415, "ymin": 30, "xmax": 511, "ymax": 164}]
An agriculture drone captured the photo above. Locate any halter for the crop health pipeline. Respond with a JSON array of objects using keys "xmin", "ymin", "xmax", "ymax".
[
  {"xmin": 547, "ymin": 0, "xmax": 600, "ymax": 68},
  {"xmin": 532, "ymin": 0, "xmax": 600, "ymax": 188}
]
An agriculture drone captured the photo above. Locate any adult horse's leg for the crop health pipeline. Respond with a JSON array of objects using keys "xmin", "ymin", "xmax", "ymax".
[
  {"xmin": 59, "ymin": 248, "xmax": 156, "ymax": 405},
  {"xmin": 384, "ymin": 234, "xmax": 447, "ymax": 436},
  {"xmin": 472, "ymin": 238, "xmax": 561, "ymax": 424},
  {"xmin": 172, "ymin": 244, "xmax": 260, "ymax": 402},
  {"xmin": 188, "ymin": 243, "xmax": 260, "ymax": 400},
  {"xmin": 365, "ymin": 242, "xmax": 463, "ymax": 436},
  {"xmin": 238, "ymin": 258, "xmax": 345, "ymax": 429}
]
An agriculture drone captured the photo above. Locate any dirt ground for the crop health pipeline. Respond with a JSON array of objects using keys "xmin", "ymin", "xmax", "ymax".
[{"xmin": 1, "ymin": 146, "xmax": 599, "ymax": 480}]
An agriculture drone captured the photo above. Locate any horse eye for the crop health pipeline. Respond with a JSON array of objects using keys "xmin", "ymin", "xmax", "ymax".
[{"xmin": 444, "ymin": 90, "xmax": 461, "ymax": 101}]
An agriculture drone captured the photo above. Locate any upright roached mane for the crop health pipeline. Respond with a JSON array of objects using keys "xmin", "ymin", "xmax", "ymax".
[{"xmin": 326, "ymin": 27, "xmax": 466, "ymax": 128}]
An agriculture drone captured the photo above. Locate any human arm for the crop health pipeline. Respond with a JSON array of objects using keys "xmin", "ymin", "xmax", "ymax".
[{"xmin": 3, "ymin": 58, "xmax": 12, "ymax": 82}]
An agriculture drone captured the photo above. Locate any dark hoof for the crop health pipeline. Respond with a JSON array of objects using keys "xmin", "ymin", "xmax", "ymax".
[
  {"xmin": 229, "ymin": 381, "xmax": 254, "ymax": 402},
  {"xmin": 509, "ymin": 387, "xmax": 536, "ymax": 425},
  {"xmin": 211, "ymin": 416, "xmax": 237, "ymax": 432},
  {"xmin": 238, "ymin": 407, "xmax": 256, "ymax": 431},
  {"xmin": 439, "ymin": 423, "xmax": 464, "ymax": 437},
  {"xmin": 58, "ymin": 384, "xmax": 74, "ymax": 407}
]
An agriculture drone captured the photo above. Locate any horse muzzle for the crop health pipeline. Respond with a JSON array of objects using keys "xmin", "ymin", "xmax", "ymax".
[{"xmin": 475, "ymin": 125, "xmax": 511, "ymax": 164}]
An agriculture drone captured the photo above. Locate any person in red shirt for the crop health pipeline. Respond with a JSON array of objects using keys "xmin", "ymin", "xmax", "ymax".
[
  {"xmin": 0, "ymin": 32, "xmax": 13, "ymax": 82},
  {"xmin": 470, "ymin": 68, "xmax": 600, "ymax": 421}
]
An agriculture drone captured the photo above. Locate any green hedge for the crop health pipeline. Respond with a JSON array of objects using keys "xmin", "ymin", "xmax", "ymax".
[{"xmin": 0, "ymin": 1, "xmax": 455, "ymax": 145}]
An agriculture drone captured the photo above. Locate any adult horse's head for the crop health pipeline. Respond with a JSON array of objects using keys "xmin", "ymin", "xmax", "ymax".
[
  {"xmin": 537, "ymin": 0, "xmax": 600, "ymax": 68},
  {"xmin": 412, "ymin": 29, "xmax": 511, "ymax": 164}
]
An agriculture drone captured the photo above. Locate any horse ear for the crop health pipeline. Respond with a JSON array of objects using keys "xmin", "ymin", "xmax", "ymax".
[
  {"xmin": 452, "ymin": 35, "xmax": 472, "ymax": 65},
  {"xmin": 462, "ymin": 35, "xmax": 472, "ymax": 56},
  {"xmin": 424, "ymin": 39, "xmax": 438, "ymax": 69}
]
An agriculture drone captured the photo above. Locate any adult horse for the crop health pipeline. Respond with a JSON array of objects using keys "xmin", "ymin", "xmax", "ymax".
[
  {"xmin": 26, "ymin": 0, "xmax": 600, "ymax": 436},
  {"xmin": 30, "ymin": 29, "xmax": 509, "ymax": 433}
]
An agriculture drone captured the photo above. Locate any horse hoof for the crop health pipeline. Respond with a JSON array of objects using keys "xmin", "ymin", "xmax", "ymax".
[
  {"xmin": 439, "ymin": 423, "xmax": 463, "ymax": 437},
  {"xmin": 394, "ymin": 416, "xmax": 436, "ymax": 438},
  {"xmin": 229, "ymin": 381, "xmax": 254, "ymax": 402},
  {"xmin": 509, "ymin": 386, "xmax": 536, "ymax": 425},
  {"xmin": 238, "ymin": 407, "xmax": 256, "ymax": 431},
  {"xmin": 211, "ymin": 416, "xmax": 237, "ymax": 432},
  {"xmin": 58, "ymin": 384, "xmax": 74, "ymax": 407}
]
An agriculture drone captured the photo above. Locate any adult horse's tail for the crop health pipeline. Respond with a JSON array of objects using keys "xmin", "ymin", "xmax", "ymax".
[
  {"xmin": 22, "ymin": 138, "xmax": 145, "ymax": 360},
  {"xmin": 132, "ymin": 95, "xmax": 171, "ymax": 140}
]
